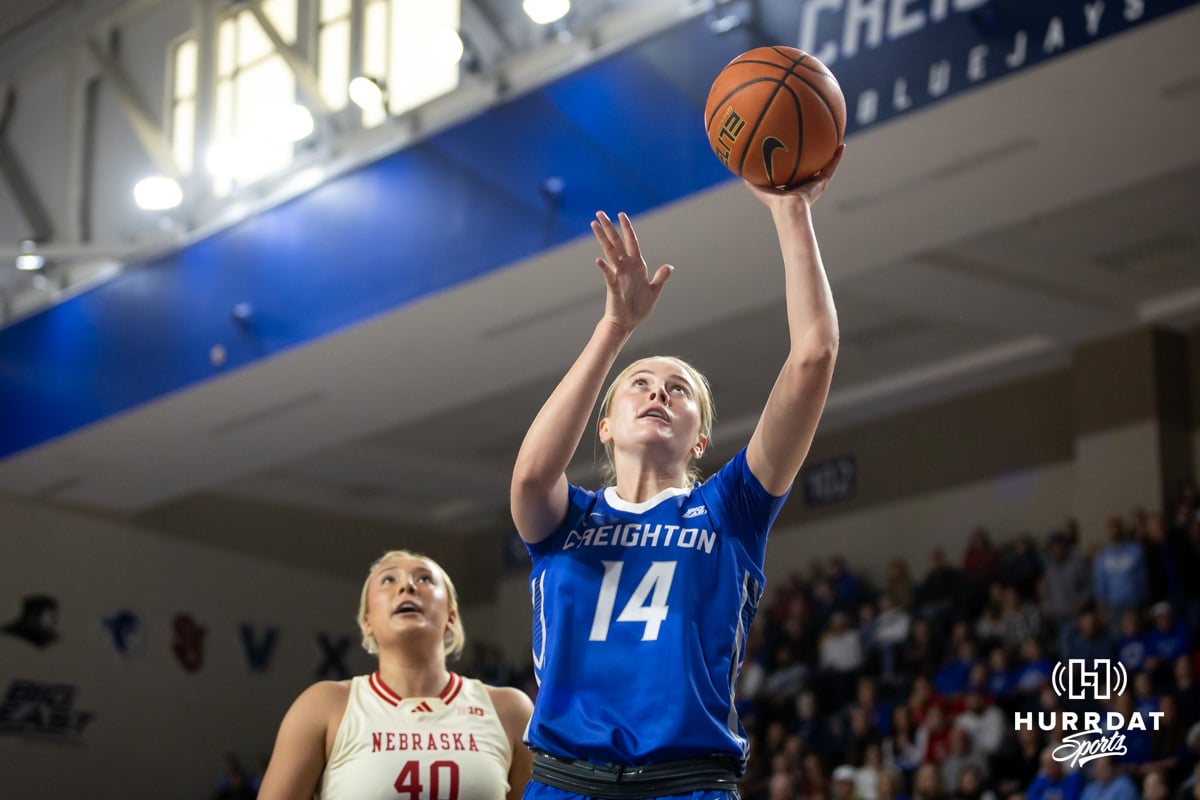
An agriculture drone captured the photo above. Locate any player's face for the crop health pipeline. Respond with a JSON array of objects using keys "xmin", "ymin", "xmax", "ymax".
[
  {"xmin": 600, "ymin": 358, "xmax": 706, "ymax": 463},
  {"xmin": 362, "ymin": 556, "xmax": 454, "ymax": 651}
]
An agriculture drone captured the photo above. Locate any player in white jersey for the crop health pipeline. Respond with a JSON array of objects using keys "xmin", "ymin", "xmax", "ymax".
[
  {"xmin": 510, "ymin": 145, "xmax": 844, "ymax": 798},
  {"xmin": 258, "ymin": 550, "xmax": 534, "ymax": 800}
]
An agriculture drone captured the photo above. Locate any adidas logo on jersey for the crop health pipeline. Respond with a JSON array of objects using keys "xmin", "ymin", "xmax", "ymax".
[
  {"xmin": 410, "ymin": 701, "xmax": 434, "ymax": 713},
  {"xmin": 682, "ymin": 505, "xmax": 706, "ymax": 518}
]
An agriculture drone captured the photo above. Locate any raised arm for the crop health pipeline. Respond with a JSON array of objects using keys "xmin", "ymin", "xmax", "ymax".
[
  {"xmin": 256, "ymin": 682, "xmax": 345, "ymax": 800},
  {"xmin": 510, "ymin": 211, "xmax": 673, "ymax": 544},
  {"xmin": 744, "ymin": 145, "xmax": 844, "ymax": 496}
]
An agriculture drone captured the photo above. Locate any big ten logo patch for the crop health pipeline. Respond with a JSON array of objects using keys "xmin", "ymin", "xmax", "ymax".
[
  {"xmin": 0, "ymin": 679, "xmax": 95, "ymax": 743},
  {"xmin": 171, "ymin": 613, "xmax": 207, "ymax": 673},
  {"xmin": 457, "ymin": 705, "xmax": 486, "ymax": 717},
  {"xmin": 101, "ymin": 608, "xmax": 145, "ymax": 657}
]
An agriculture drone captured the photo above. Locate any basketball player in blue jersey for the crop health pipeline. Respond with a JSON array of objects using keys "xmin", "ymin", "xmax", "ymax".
[
  {"xmin": 510, "ymin": 143, "xmax": 845, "ymax": 799},
  {"xmin": 257, "ymin": 550, "xmax": 534, "ymax": 800}
]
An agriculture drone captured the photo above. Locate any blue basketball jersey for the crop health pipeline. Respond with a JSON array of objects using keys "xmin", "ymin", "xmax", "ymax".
[{"xmin": 524, "ymin": 447, "xmax": 788, "ymax": 769}]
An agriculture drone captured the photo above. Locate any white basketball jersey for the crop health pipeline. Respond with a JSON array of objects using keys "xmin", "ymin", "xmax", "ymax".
[{"xmin": 320, "ymin": 672, "xmax": 512, "ymax": 800}]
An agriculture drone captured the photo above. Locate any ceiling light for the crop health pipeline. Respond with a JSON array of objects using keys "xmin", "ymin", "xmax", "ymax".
[
  {"xmin": 279, "ymin": 104, "xmax": 315, "ymax": 142},
  {"xmin": 15, "ymin": 240, "xmax": 44, "ymax": 271},
  {"xmin": 134, "ymin": 176, "xmax": 183, "ymax": 211},
  {"xmin": 430, "ymin": 28, "xmax": 465, "ymax": 66},
  {"xmin": 348, "ymin": 76, "xmax": 386, "ymax": 111},
  {"xmin": 523, "ymin": 0, "xmax": 570, "ymax": 25}
]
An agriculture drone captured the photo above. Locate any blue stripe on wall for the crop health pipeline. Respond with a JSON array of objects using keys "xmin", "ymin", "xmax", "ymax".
[{"xmin": 1, "ymin": 1, "xmax": 1195, "ymax": 459}]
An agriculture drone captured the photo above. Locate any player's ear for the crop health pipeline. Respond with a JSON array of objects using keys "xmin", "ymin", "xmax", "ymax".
[
  {"xmin": 693, "ymin": 435, "xmax": 708, "ymax": 460},
  {"xmin": 598, "ymin": 416, "xmax": 613, "ymax": 445}
]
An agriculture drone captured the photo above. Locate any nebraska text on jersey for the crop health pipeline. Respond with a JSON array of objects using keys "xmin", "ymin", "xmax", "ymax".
[
  {"xmin": 562, "ymin": 523, "xmax": 715, "ymax": 553},
  {"xmin": 370, "ymin": 731, "xmax": 481, "ymax": 752}
]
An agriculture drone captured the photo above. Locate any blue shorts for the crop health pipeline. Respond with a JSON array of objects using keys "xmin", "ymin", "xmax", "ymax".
[{"xmin": 522, "ymin": 780, "xmax": 738, "ymax": 800}]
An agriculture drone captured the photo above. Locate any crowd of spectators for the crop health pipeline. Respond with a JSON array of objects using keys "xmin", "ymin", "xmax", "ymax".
[
  {"xmin": 225, "ymin": 479, "xmax": 1200, "ymax": 799},
  {"xmin": 732, "ymin": 479, "xmax": 1200, "ymax": 800}
]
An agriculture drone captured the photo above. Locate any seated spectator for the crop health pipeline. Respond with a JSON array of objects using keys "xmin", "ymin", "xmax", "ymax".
[
  {"xmin": 916, "ymin": 548, "xmax": 964, "ymax": 625},
  {"xmin": 798, "ymin": 753, "xmax": 829, "ymax": 800},
  {"xmin": 962, "ymin": 528, "xmax": 1006, "ymax": 615},
  {"xmin": 1004, "ymin": 534, "xmax": 1044, "ymax": 601},
  {"xmin": 1114, "ymin": 609, "xmax": 1149, "ymax": 674},
  {"xmin": 1013, "ymin": 638, "xmax": 1054, "ymax": 697},
  {"xmin": 1092, "ymin": 516, "xmax": 1147, "ymax": 629},
  {"xmin": 1105, "ymin": 693, "xmax": 1153, "ymax": 770},
  {"xmin": 884, "ymin": 703, "xmax": 923, "ymax": 775},
  {"xmin": 936, "ymin": 639, "xmax": 982, "ymax": 698},
  {"xmin": 1141, "ymin": 769, "xmax": 1169, "ymax": 800},
  {"xmin": 885, "ymin": 558, "xmax": 916, "ymax": 611},
  {"xmin": 873, "ymin": 595, "xmax": 912, "ymax": 680},
  {"xmin": 940, "ymin": 727, "xmax": 989, "ymax": 795},
  {"xmin": 832, "ymin": 764, "xmax": 861, "ymax": 800},
  {"xmin": 985, "ymin": 646, "xmax": 1018, "ymax": 703},
  {"xmin": 1078, "ymin": 756, "xmax": 1137, "ymax": 800},
  {"xmin": 794, "ymin": 691, "xmax": 834, "ymax": 759},
  {"xmin": 954, "ymin": 689, "xmax": 1007, "ymax": 758},
  {"xmin": 1172, "ymin": 654, "xmax": 1200, "ymax": 721},
  {"xmin": 831, "ymin": 554, "xmax": 869, "ymax": 610},
  {"xmin": 841, "ymin": 705, "xmax": 882, "ymax": 767},
  {"xmin": 974, "ymin": 585, "xmax": 1006, "ymax": 650},
  {"xmin": 821, "ymin": 611, "xmax": 865, "ymax": 708},
  {"xmin": 916, "ymin": 705, "xmax": 953, "ymax": 765},
  {"xmin": 877, "ymin": 766, "xmax": 909, "ymax": 800},
  {"xmin": 1144, "ymin": 512, "xmax": 1190, "ymax": 610},
  {"xmin": 900, "ymin": 617, "xmax": 942, "ymax": 679},
  {"xmin": 1026, "ymin": 748, "xmax": 1083, "ymax": 800},
  {"xmin": 951, "ymin": 763, "xmax": 997, "ymax": 800},
  {"xmin": 851, "ymin": 675, "xmax": 893, "ymax": 737},
  {"xmin": 911, "ymin": 762, "xmax": 948, "ymax": 800},
  {"xmin": 998, "ymin": 583, "xmax": 1042, "ymax": 652},
  {"xmin": 1060, "ymin": 604, "xmax": 1114, "ymax": 664},
  {"xmin": 855, "ymin": 742, "xmax": 886, "ymax": 800},
  {"xmin": 991, "ymin": 727, "xmax": 1044, "ymax": 799},
  {"xmin": 907, "ymin": 674, "xmax": 944, "ymax": 726},
  {"xmin": 767, "ymin": 753, "xmax": 798, "ymax": 800},
  {"xmin": 1146, "ymin": 601, "xmax": 1191, "ymax": 671},
  {"xmin": 1040, "ymin": 530, "xmax": 1092, "ymax": 635},
  {"xmin": 1132, "ymin": 669, "xmax": 1159, "ymax": 715},
  {"xmin": 1143, "ymin": 694, "xmax": 1191, "ymax": 788}
]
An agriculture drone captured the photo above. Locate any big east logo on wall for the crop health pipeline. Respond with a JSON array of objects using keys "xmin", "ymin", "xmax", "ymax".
[
  {"xmin": 0, "ymin": 679, "xmax": 95, "ymax": 744},
  {"xmin": 1015, "ymin": 659, "xmax": 1163, "ymax": 768}
]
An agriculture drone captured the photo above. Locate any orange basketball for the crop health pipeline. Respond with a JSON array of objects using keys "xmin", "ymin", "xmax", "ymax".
[{"xmin": 704, "ymin": 46, "xmax": 846, "ymax": 188}]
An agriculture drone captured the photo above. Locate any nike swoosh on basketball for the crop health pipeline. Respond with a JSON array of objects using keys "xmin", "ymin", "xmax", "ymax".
[{"xmin": 761, "ymin": 136, "xmax": 789, "ymax": 186}]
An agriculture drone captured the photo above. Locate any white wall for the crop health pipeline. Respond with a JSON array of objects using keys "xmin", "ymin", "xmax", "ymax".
[
  {"xmin": 765, "ymin": 461, "xmax": 1078, "ymax": 588},
  {"xmin": 0, "ymin": 494, "xmax": 374, "ymax": 800}
]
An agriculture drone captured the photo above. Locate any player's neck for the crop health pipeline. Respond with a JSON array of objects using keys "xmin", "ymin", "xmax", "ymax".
[
  {"xmin": 612, "ymin": 461, "xmax": 689, "ymax": 504},
  {"xmin": 375, "ymin": 653, "xmax": 451, "ymax": 699}
]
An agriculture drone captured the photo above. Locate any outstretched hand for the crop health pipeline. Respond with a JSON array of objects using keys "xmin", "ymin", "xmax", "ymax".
[
  {"xmin": 746, "ymin": 143, "xmax": 846, "ymax": 211},
  {"xmin": 591, "ymin": 211, "xmax": 674, "ymax": 335}
]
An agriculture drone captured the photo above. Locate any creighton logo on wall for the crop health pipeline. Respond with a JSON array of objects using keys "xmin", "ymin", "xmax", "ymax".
[{"xmin": 1015, "ymin": 659, "xmax": 1163, "ymax": 768}]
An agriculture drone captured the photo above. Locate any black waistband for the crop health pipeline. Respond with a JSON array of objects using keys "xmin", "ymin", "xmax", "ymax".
[{"xmin": 530, "ymin": 749, "xmax": 740, "ymax": 800}]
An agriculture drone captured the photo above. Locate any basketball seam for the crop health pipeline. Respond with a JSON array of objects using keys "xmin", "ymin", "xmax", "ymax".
[
  {"xmin": 786, "ymin": 55, "xmax": 845, "ymax": 145},
  {"xmin": 734, "ymin": 50, "xmax": 807, "ymax": 181},
  {"xmin": 705, "ymin": 77, "xmax": 783, "ymax": 131},
  {"xmin": 771, "ymin": 82, "xmax": 806, "ymax": 186}
]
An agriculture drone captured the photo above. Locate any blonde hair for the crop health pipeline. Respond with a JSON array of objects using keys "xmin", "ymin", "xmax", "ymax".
[
  {"xmin": 357, "ymin": 549, "xmax": 465, "ymax": 659},
  {"xmin": 597, "ymin": 356, "xmax": 715, "ymax": 486}
]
